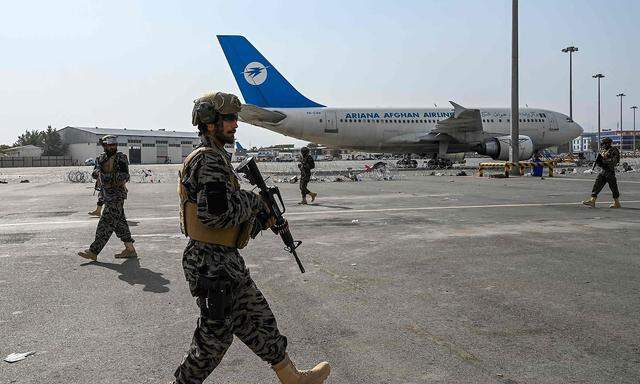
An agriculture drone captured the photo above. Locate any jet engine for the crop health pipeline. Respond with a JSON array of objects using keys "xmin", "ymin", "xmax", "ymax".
[{"xmin": 479, "ymin": 135, "xmax": 534, "ymax": 161}]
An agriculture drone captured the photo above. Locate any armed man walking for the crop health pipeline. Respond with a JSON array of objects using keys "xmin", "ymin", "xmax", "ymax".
[
  {"xmin": 583, "ymin": 136, "xmax": 622, "ymax": 208},
  {"xmin": 78, "ymin": 135, "xmax": 137, "ymax": 260},
  {"xmin": 172, "ymin": 92, "xmax": 330, "ymax": 384},
  {"xmin": 88, "ymin": 136, "xmax": 105, "ymax": 217},
  {"xmin": 297, "ymin": 146, "xmax": 317, "ymax": 205}
]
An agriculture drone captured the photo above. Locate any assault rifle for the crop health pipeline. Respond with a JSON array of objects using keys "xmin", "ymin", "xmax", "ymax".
[
  {"xmin": 592, "ymin": 153, "xmax": 603, "ymax": 171},
  {"xmin": 236, "ymin": 157, "xmax": 305, "ymax": 273}
]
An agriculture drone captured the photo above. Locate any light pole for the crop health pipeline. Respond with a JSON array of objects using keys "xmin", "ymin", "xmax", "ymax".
[
  {"xmin": 593, "ymin": 74, "xmax": 605, "ymax": 150},
  {"xmin": 617, "ymin": 93, "xmax": 625, "ymax": 150},
  {"xmin": 632, "ymin": 105, "xmax": 638, "ymax": 152},
  {"xmin": 510, "ymin": 0, "xmax": 519, "ymax": 164},
  {"xmin": 562, "ymin": 46, "xmax": 579, "ymax": 121}
]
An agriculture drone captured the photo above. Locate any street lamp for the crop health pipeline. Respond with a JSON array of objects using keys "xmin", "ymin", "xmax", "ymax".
[
  {"xmin": 632, "ymin": 105, "xmax": 638, "ymax": 153},
  {"xmin": 510, "ymin": 0, "xmax": 519, "ymax": 164},
  {"xmin": 593, "ymin": 73, "xmax": 605, "ymax": 150},
  {"xmin": 617, "ymin": 93, "xmax": 625, "ymax": 150},
  {"xmin": 562, "ymin": 46, "xmax": 579, "ymax": 120}
]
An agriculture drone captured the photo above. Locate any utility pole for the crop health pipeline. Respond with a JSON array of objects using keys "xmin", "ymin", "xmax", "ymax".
[
  {"xmin": 592, "ymin": 74, "xmax": 604, "ymax": 151},
  {"xmin": 617, "ymin": 93, "xmax": 625, "ymax": 150},
  {"xmin": 562, "ymin": 46, "xmax": 579, "ymax": 121},
  {"xmin": 632, "ymin": 105, "xmax": 638, "ymax": 152},
  {"xmin": 510, "ymin": 0, "xmax": 519, "ymax": 165}
]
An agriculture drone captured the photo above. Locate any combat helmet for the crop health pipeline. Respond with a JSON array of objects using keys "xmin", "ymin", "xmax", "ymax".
[
  {"xmin": 192, "ymin": 92, "xmax": 242, "ymax": 126},
  {"xmin": 101, "ymin": 135, "xmax": 118, "ymax": 145}
]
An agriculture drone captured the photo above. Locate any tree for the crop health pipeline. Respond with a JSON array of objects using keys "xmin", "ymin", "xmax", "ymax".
[
  {"xmin": 42, "ymin": 126, "xmax": 67, "ymax": 156},
  {"xmin": 0, "ymin": 144, "xmax": 11, "ymax": 154},
  {"xmin": 14, "ymin": 129, "xmax": 44, "ymax": 147}
]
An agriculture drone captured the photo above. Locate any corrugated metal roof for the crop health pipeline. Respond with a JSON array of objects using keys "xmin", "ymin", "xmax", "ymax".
[{"xmin": 63, "ymin": 126, "xmax": 199, "ymax": 139}]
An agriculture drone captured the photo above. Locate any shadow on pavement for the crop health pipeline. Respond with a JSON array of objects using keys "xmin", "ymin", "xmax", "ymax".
[{"xmin": 83, "ymin": 257, "xmax": 170, "ymax": 293}]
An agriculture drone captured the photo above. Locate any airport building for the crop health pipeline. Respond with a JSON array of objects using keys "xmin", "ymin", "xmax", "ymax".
[
  {"xmin": 59, "ymin": 126, "xmax": 199, "ymax": 164},
  {"xmin": 600, "ymin": 130, "xmax": 640, "ymax": 151},
  {"xmin": 571, "ymin": 132, "xmax": 598, "ymax": 153},
  {"xmin": 572, "ymin": 130, "xmax": 640, "ymax": 153},
  {"xmin": 2, "ymin": 145, "xmax": 44, "ymax": 158}
]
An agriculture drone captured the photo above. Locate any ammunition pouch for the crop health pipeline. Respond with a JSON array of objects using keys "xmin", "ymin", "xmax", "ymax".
[{"xmin": 195, "ymin": 271, "xmax": 234, "ymax": 321}]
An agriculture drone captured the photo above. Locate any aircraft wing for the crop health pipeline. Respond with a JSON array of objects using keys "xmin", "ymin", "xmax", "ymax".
[
  {"xmin": 239, "ymin": 104, "xmax": 287, "ymax": 125},
  {"xmin": 430, "ymin": 101, "xmax": 483, "ymax": 142}
]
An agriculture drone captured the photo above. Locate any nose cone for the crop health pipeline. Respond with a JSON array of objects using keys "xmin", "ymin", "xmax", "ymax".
[{"xmin": 573, "ymin": 122, "xmax": 584, "ymax": 138}]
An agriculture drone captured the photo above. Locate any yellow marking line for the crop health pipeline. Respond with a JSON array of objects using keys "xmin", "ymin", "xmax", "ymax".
[{"xmin": 1, "ymin": 200, "xmax": 639, "ymax": 228}]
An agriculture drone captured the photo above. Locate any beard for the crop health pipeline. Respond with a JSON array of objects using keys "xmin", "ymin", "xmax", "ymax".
[{"xmin": 214, "ymin": 125, "xmax": 235, "ymax": 144}]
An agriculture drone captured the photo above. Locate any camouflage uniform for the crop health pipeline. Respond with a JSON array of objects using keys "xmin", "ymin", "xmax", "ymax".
[
  {"xmin": 174, "ymin": 136, "xmax": 287, "ymax": 384},
  {"xmin": 591, "ymin": 146, "xmax": 621, "ymax": 199},
  {"xmin": 88, "ymin": 151, "xmax": 134, "ymax": 255},
  {"xmin": 298, "ymin": 153, "xmax": 315, "ymax": 199}
]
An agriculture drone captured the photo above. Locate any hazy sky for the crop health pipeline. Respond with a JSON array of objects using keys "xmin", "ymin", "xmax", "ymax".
[{"xmin": 1, "ymin": 0, "xmax": 638, "ymax": 146}]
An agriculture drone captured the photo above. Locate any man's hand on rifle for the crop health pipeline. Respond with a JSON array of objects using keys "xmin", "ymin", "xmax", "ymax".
[{"xmin": 260, "ymin": 198, "xmax": 277, "ymax": 230}]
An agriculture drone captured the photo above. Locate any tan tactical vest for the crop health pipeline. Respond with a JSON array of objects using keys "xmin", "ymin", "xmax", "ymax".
[
  {"xmin": 100, "ymin": 156, "xmax": 118, "ymax": 188},
  {"xmin": 178, "ymin": 145, "xmax": 253, "ymax": 248},
  {"xmin": 102, "ymin": 156, "xmax": 115, "ymax": 173}
]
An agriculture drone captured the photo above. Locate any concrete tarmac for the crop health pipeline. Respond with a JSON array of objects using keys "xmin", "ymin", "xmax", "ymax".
[{"xmin": 1, "ymin": 169, "xmax": 639, "ymax": 383}]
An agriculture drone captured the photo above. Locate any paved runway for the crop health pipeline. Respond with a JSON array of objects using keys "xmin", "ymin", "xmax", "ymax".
[{"xmin": 1, "ymin": 170, "xmax": 639, "ymax": 383}]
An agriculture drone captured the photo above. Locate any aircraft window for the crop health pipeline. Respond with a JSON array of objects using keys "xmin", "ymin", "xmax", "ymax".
[
  {"xmin": 394, "ymin": 120, "xmax": 397, "ymax": 123},
  {"xmin": 507, "ymin": 119, "xmax": 510, "ymax": 122},
  {"xmin": 339, "ymin": 119, "xmax": 343, "ymax": 122},
  {"xmin": 358, "ymin": 119, "xmax": 362, "ymax": 123},
  {"xmin": 319, "ymin": 119, "xmax": 323, "ymax": 123},
  {"xmin": 499, "ymin": 119, "xmax": 502, "ymax": 122}
]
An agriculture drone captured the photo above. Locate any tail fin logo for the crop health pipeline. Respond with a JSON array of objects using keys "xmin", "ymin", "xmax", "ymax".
[{"xmin": 243, "ymin": 62, "xmax": 269, "ymax": 86}]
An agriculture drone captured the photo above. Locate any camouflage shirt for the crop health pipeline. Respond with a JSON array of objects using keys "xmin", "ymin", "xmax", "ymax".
[
  {"xmin": 181, "ymin": 136, "xmax": 263, "ymax": 229},
  {"xmin": 92, "ymin": 152, "xmax": 130, "ymax": 203},
  {"xmin": 598, "ymin": 146, "xmax": 620, "ymax": 173}
]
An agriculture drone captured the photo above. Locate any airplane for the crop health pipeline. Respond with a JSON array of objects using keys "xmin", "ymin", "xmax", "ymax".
[{"xmin": 217, "ymin": 35, "xmax": 583, "ymax": 161}]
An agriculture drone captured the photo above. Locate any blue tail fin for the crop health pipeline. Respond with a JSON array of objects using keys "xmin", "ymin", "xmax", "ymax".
[
  {"xmin": 235, "ymin": 142, "xmax": 245, "ymax": 150},
  {"xmin": 217, "ymin": 35, "xmax": 324, "ymax": 108}
]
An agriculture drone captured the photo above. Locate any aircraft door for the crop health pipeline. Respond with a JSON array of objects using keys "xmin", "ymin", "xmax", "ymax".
[
  {"xmin": 548, "ymin": 114, "xmax": 559, "ymax": 131},
  {"xmin": 324, "ymin": 111, "xmax": 338, "ymax": 134}
]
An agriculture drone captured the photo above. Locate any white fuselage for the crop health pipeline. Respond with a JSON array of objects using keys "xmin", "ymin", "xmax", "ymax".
[{"xmin": 250, "ymin": 107, "xmax": 583, "ymax": 154}]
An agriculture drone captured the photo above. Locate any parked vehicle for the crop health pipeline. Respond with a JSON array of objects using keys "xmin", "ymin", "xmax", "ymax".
[{"xmin": 276, "ymin": 152, "xmax": 296, "ymax": 162}]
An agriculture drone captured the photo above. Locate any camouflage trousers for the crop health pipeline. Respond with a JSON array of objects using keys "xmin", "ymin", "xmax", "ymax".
[
  {"xmin": 591, "ymin": 171, "xmax": 620, "ymax": 199},
  {"xmin": 89, "ymin": 200, "xmax": 133, "ymax": 255},
  {"xmin": 174, "ymin": 240, "xmax": 288, "ymax": 384},
  {"xmin": 300, "ymin": 174, "xmax": 312, "ymax": 198},
  {"xmin": 97, "ymin": 190, "xmax": 104, "ymax": 207}
]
